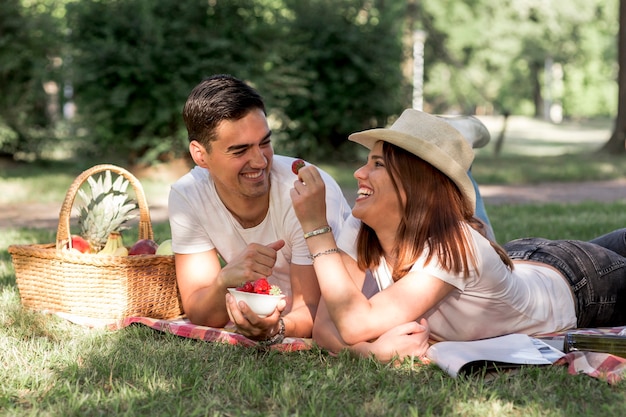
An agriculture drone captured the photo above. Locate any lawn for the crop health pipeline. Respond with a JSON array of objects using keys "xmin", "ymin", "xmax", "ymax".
[{"xmin": 2, "ymin": 142, "xmax": 626, "ymax": 415}]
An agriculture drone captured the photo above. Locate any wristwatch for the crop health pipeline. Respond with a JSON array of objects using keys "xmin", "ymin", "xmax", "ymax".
[{"xmin": 257, "ymin": 318, "xmax": 285, "ymax": 347}]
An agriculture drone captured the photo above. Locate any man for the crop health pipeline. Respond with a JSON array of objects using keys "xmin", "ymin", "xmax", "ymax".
[{"xmin": 169, "ymin": 74, "xmax": 351, "ymax": 345}]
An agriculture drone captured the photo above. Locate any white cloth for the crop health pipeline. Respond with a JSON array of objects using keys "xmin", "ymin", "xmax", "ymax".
[
  {"xmin": 341, "ymin": 221, "xmax": 576, "ymax": 341},
  {"xmin": 168, "ymin": 155, "xmax": 352, "ymax": 310}
]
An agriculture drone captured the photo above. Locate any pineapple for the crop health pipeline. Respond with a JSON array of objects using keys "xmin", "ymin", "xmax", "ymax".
[{"xmin": 76, "ymin": 170, "xmax": 138, "ymax": 252}]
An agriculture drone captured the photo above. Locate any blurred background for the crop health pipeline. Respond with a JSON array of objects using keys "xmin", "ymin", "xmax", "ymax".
[{"xmin": 0, "ymin": 0, "xmax": 621, "ymax": 168}]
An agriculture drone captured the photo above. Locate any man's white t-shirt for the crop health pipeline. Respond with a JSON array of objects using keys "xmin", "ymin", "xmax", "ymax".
[
  {"xmin": 168, "ymin": 155, "xmax": 352, "ymax": 311},
  {"xmin": 337, "ymin": 219, "xmax": 576, "ymax": 341}
]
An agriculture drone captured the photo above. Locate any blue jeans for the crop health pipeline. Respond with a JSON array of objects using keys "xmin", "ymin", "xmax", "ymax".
[
  {"xmin": 504, "ymin": 229, "xmax": 626, "ymax": 328},
  {"xmin": 469, "ymin": 170, "xmax": 495, "ymax": 241}
]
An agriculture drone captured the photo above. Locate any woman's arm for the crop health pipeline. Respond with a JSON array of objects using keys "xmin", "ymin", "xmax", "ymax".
[
  {"xmin": 312, "ymin": 253, "xmax": 431, "ymax": 363},
  {"xmin": 314, "ymin": 299, "xmax": 430, "ymax": 363},
  {"xmin": 291, "ymin": 166, "xmax": 454, "ymax": 345}
]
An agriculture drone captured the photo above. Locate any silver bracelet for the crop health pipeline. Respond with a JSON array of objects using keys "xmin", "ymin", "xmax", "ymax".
[
  {"xmin": 303, "ymin": 225, "xmax": 332, "ymax": 239},
  {"xmin": 257, "ymin": 317, "xmax": 285, "ymax": 347},
  {"xmin": 308, "ymin": 248, "xmax": 340, "ymax": 262}
]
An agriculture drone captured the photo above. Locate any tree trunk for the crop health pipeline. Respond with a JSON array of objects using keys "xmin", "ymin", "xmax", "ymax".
[
  {"xmin": 531, "ymin": 61, "xmax": 543, "ymax": 119},
  {"xmin": 602, "ymin": 0, "xmax": 626, "ymax": 154}
]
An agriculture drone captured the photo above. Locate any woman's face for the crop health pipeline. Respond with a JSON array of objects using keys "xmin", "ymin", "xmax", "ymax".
[{"xmin": 352, "ymin": 141, "xmax": 404, "ymax": 232}]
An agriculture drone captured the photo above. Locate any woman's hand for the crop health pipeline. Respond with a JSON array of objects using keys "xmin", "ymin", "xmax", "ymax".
[
  {"xmin": 290, "ymin": 165, "xmax": 329, "ymax": 232},
  {"xmin": 358, "ymin": 319, "xmax": 431, "ymax": 363}
]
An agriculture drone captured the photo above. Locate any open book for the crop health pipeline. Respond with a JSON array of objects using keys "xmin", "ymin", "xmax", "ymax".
[{"xmin": 426, "ymin": 333, "xmax": 565, "ymax": 378}]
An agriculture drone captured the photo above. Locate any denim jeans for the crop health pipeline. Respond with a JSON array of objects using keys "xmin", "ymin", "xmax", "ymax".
[
  {"xmin": 504, "ymin": 229, "xmax": 626, "ymax": 328},
  {"xmin": 469, "ymin": 170, "xmax": 495, "ymax": 241}
]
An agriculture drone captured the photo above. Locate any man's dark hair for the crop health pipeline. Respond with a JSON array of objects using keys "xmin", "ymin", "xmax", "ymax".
[{"xmin": 183, "ymin": 74, "xmax": 266, "ymax": 150}]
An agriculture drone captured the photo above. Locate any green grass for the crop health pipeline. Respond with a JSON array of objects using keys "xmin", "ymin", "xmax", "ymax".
[{"xmin": 2, "ymin": 152, "xmax": 626, "ymax": 416}]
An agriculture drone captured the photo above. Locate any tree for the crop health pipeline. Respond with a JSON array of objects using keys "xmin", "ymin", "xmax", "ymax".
[
  {"xmin": 273, "ymin": 0, "xmax": 408, "ymax": 160},
  {"xmin": 602, "ymin": 0, "xmax": 626, "ymax": 154},
  {"xmin": 417, "ymin": 0, "xmax": 616, "ymax": 118},
  {"xmin": 65, "ymin": 0, "xmax": 408, "ymax": 163},
  {"xmin": 0, "ymin": 0, "xmax": 63, "ymax": 159},
  {"xmin": 66, "ymin": 0, "xmax": 281, "ymax": 164}
]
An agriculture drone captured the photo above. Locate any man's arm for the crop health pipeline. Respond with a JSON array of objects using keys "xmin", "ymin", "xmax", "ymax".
[
  {"xmin": 283, "ymin": 263, "xmax": 321, "ymax": 338},
  {"xmin": 175, "ymin": 249, "xmax": 230, "ymax": 327},
  {"xmin": 177, "ymin": 240, "xmax": 286, "ymax": 328}
]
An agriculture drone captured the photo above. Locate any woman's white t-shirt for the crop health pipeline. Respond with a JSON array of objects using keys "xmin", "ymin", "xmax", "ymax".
[{"xmin": 338, "ymin": 219, "xmax": 576, "ymax": 341}]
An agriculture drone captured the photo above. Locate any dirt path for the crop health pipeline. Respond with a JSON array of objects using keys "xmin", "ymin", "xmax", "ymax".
[
  {"xmin": 2, "ymin": 180, "xmax": 626, "ymax": 229},
  {"xmin": 479, "ymin": 179, "xmax": 626, "ymax": 205}
]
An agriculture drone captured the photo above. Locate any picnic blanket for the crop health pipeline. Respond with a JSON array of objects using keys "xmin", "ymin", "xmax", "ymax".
[
  {"xmin": 538, "ymin": 326, "xmax": 626, "ymax": 385},
  {"xmin": 55, "ymin": 312, "xmax": 626, "ymax": 384},
  {"xmin": 113, "ymin": 316, "xmax": 313, "ymax": 352}
]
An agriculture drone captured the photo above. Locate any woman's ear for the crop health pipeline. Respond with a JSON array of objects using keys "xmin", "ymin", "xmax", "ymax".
[{"xmin": 189, "ymin": 140, "xmax": 209, "ymax": 168}]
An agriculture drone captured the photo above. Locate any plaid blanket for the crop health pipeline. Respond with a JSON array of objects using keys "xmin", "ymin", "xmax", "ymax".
[
  {"xmin": 56, "ymin": 312, "xmax": 626, "ymax": 384},
  {"xmin": 111, "ymin": 316, "xmax": 313, "ymax": 352}
]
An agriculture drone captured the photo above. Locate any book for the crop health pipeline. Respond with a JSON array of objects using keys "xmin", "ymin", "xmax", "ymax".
[{"xmin": 426, "ymin": 333, "xmax": 565, "ymax": 378}]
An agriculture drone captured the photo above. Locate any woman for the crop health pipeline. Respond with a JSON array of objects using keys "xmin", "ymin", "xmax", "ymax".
[{"xmin": 289, "ymin": 108, "xmax": 626, "ymax": 363}]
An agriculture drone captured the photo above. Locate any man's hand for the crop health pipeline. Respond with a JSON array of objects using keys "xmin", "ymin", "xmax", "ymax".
[
  {"xmin": 225, "ymin": 291, "xmax": 287, "ymax": 340},
  {"xmin": 218, "ymin": 240, "xmax": 285, "ymax": 288}
]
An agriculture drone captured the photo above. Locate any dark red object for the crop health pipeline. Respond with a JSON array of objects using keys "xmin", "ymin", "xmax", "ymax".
[
  {"xmin": 236, "ymin": 281, "xmax": 254, "ymax": 293},
  {"xmin": 236, "ymin": 277, "xmax": 271, "ymax": 294},
  {"xmin": 291, "ymin": 159, "xmax": 305, "ymax": 175},
  {"xmin": 128, "ymin": 239, "xmax": 159, "ymax": 255},
  {"xmin": 253, "ymin": 277, "xmax": 271, "ymax": 294}
]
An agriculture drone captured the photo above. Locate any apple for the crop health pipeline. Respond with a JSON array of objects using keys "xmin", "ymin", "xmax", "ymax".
[
  {"xmin": 128, "ymin": 239, "xmax": 159, "ymax": 255},
  {"xmin": 155, "ymin": 239, "xmax": 173, "ymax": 255},
  {"xmin": 69, "ymin": 235, "xmax": 91, "ymax": 253}
]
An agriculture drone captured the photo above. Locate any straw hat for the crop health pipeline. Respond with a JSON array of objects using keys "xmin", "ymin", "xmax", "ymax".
[
  {"xmin": 437, "ymin": 114, "xmax": 491, "ymax": 149},
  {"xmin": 348, "ymin": 108, "xmax": 476, "ymax": 210}
]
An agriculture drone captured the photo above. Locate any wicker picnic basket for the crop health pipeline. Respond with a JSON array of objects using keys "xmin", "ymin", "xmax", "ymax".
[{"xmin": 8, "ymin": 164, "xmax": 183, "ymax": 320}]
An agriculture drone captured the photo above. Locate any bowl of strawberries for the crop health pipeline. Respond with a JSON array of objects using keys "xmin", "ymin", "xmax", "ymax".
[{"xmin": 228, "ymin": 277, "xmax": 284, "ymax": 317}]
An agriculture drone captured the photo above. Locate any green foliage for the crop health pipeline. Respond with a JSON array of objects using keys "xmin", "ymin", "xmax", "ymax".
[
  {"xmin": 268, "ymin": 0, "xmax": 408, "ymax": 159},
  {"xmin": 419, "ymin": 0, "xmax": 618, "ymax": 118},
  {"xmin": 64, "ymin": 0, "xmax": 408, "ymax": 163},
  {"xmin": 66, "ymin": 0, "xmax": 282, "ymax": 164},
  {"xmin": 2, "ymin": 0, "xmax": 622, "ymax": 162},
  {"xmin": 0, "ymin": 0, "xmax": 64, "ymax": 158}
]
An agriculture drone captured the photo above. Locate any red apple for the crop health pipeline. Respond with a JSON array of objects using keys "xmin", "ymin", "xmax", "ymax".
[
  {"xmin": 128, "ymin": 239, "xmax": 159, "ymax": 255},
  {"xmin": 69, "ymin": 235, "xmax": 91, "ymax": 253}
]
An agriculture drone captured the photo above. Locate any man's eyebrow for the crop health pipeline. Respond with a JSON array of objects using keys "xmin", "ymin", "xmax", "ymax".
[{"xmin": 225, "ymin": 130, "xmax": 272, "ymax": 153}]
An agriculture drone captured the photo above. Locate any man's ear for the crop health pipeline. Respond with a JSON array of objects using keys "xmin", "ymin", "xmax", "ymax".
[{"xmin": 189, "ymin": 140, "xmax": 209, "ymax": 168}]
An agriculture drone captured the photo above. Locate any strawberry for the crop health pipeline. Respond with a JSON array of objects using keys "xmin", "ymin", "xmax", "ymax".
[
  {"xmin": 291, "ymin": 159, "xmax": 305, "ymax": 175},
  {"xmin": 236, "ymin": 277, "xmax": 282, "ymax": 295},
  {"xmin": 253, "ymin": 277, "xmax": 271, "ymax": 294},
  {"xmin": 236, "ymin": 281, "xmax": 254, "ymax": 293}
]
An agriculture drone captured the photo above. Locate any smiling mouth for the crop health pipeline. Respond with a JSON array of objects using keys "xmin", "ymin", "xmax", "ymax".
[
  {"xmin": 241, "ymin": 170, "xmax": 264, "ymax": 180},
  {"xmin": 357, "ymin": 187, "xmax": 372, "ymax": 198}
]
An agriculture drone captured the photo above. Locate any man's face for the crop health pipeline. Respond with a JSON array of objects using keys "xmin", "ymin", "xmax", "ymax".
[{"xmin": 199, "ymin": 109, "xmax": 274, "ymax": 203}]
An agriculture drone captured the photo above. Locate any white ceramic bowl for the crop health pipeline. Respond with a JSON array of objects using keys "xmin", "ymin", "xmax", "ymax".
[{"xmin": 227, "ymin": 288, "xmax": 285, "ymax": 317}]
